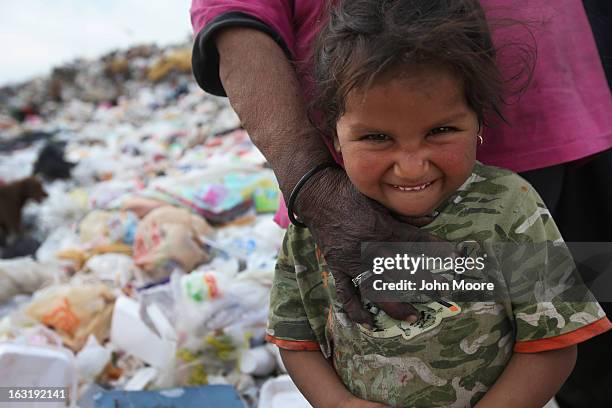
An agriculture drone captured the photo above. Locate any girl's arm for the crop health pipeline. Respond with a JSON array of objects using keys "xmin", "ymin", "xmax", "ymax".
[
  {"xmin": 279, "ymin": 349, "xmax": 389, "ymax": 408},
  {"xmin": 475, "ymin": 345, "xmax": 577, "ymax": 408}
]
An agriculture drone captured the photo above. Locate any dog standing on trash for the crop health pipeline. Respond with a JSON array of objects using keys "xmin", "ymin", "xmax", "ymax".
[
  {"xmin": 0, "ymin": 177, "xmax": 47, "ymax": 244},
  {"xmin": 33, "ymin": 142, "xmax": 76, "ymax": 180}
]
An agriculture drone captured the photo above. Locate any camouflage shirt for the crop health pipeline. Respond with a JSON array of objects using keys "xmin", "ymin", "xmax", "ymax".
[{"xmin": 266, "ymin": 162, "xmax": 611, "ymax": 407}]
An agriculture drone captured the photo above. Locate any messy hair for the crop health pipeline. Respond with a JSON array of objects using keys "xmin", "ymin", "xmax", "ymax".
[{"xmin": 312, "ymin": 0, "xmax": 529, "ymax": 135}]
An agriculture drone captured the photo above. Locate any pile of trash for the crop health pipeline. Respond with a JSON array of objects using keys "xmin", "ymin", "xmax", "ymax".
[{"xmin": 0, "ymin": 42, "xmax": 311, "ymax": 408}]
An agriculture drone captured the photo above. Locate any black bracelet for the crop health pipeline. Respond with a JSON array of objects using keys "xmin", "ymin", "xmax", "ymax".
[{"xmin": 287, "ymin": 162, "xmax": 339, "ymax": 228}]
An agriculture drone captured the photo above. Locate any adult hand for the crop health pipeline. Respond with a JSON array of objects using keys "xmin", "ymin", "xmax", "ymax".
[{"xmin": 296, "ymin": 166, "xmax": 455, "ymax": 327}]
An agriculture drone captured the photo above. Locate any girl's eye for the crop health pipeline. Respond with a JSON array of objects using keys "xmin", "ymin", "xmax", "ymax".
[
  {"xmin": 361, "ymin": 133, "xmax": 390, "ymax": 142},
  {"xmin": 428, "ymin": 127, "xmax": 458, "ymax": 136}
]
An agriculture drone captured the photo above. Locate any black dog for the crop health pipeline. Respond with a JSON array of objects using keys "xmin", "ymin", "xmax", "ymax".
[{"xmin": 33, "ymin": 142, "xmax": 76, "ymax": 180}]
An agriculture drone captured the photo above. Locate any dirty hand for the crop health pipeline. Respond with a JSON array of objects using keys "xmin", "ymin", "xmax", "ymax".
[{"xmin": 295, "ymin": 166, "xmax": 455, "ymax": 327}]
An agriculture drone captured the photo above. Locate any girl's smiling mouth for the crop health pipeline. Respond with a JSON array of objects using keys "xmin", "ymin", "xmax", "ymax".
[{"xmin": 388, "ymin": 180, "xmax": 436, "ymax": 192}]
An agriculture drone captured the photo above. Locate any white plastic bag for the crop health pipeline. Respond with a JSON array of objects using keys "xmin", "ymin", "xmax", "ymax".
[
  {"xmin": 0, "ymin": 257, "xmax": 65, "ymax": 304},
  {"xmin": 36, "ymin": 226, "xmax": 81, "ymax": 263},
  {"xmin": 85, "ymin": 253, "xmax": 137, "ymax": 287}
]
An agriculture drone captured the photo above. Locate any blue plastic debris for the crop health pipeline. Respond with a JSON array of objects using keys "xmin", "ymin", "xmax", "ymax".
[{"xmin": 93, "ymin": 384, "xmax": 244, "ymax": 408}]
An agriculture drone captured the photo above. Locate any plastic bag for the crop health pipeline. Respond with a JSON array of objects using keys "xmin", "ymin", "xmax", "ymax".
[
  {"xmin": 36, "ymin": 183, "xmax": 90, "ymax": 235},
  {"xmin": 133, "ymin": 206, "xmax": 214, "ymax": 281},
  {"xmin": 120, "ymin": 197, "xmax": 167, "ymax": 218},
  {"xmin": 25, "ymin": 283, "xmax": 115, "ymax": 351},
  {"xmin": 84, "ymin": 253, "xmax": 137, "ymax": 288},
  {"xmin": 36, "ymin": 226, "xmax": 82, "ymax": 263},
  {"xmin": 212, "ymin": 215, "xmax": 284, "ymax": 270},
  {"xmin": 0, "ymin": 257, "xmax": 66, "ymax": 304},
  {"xmin": 174, "ymin": 266, "xmax": 272, "ymax": 374},
  {"xmin": 88, "ymin": 179, "xmax": 140, "ymax": 210},
  {"xmin": 78, "ymin": 210, "xmax": 139, "ymax": 246}
]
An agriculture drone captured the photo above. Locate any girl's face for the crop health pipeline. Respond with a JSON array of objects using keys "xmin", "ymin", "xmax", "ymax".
[{"xmin": 335, "ymin": 66, "xmax": 479, "ymax": 218}]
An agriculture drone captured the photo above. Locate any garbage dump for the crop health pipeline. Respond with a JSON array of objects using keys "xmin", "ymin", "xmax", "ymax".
[{"xmin": 0, "ymin": 42, "xmax": 310, "ymax": 408}]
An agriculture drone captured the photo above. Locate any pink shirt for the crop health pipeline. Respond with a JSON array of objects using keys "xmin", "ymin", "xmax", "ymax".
[{"xmin": 191, "ymin": 0, "xmax": 612, "ymax": 225}]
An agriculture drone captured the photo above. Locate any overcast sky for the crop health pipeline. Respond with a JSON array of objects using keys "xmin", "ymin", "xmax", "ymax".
[{"xmin": 0, "ymin": 0, "xmax": 192, "ymax": 86}]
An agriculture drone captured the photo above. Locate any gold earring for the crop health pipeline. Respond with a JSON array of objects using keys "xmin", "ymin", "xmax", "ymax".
[{"xmin": 477, "ymin": 134, "xmax": 484, "ymax": 145}]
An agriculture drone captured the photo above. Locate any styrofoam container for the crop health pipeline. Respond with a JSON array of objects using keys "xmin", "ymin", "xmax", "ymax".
[
  {"xmin": 0, "ymin": 342, "xmax": 77, "ymax": 407},
  {"xmin": 258, "ymin": 375, "xmax": 312, "ymax": 408},
  {"xmin": 110, "ymin": 296, "xmax": 176, "ymax": 369}
]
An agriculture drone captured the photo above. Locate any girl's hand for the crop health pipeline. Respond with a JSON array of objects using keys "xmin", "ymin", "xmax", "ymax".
[{"xmin": 339, "ymin": 395, "xmax": 391, "ymax": 408}]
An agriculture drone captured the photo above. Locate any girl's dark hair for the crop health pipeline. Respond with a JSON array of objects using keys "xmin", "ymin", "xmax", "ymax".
[{"xmin": 312, "ymin": 0, "xmax": 532, "ymax": 136}]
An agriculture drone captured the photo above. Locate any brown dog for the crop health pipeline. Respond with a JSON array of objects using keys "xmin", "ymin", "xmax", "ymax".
[{"xmin": 0, "ymin": 177, "xmax": 47, "ymax": 240}]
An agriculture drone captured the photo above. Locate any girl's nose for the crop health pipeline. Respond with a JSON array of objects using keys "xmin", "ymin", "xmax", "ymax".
[{"xmin": 393, "ymin": 149, "xmax": 430, "ymax": 180}]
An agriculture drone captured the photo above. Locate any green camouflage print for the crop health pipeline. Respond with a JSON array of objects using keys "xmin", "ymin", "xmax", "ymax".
[{"xmin": 267, "ymin": 162, "xmax": 608, "ymax": 407}]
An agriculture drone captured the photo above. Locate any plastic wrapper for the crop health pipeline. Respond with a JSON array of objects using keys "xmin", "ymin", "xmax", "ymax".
[{"xmin": 25, "ymin": 283, "xmax": 115, "ymax": 352}]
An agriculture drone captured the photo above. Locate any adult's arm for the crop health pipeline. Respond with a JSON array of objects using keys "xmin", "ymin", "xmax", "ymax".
[
  {"xmin": 216, "ymin": 27, "xmax": 329, "ymax": 196},
  {"xmin": 215, "ymin": 27, "xmax": 451, "ymax": 325},
  {"xmin": 191, "ymin": 0, "xmax": 455, "ymax": 324}
]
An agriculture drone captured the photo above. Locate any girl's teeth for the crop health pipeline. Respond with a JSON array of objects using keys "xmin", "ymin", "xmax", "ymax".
[{"xmin": 393, "ymin": 182, "xmax": 431, "ymax": 191}]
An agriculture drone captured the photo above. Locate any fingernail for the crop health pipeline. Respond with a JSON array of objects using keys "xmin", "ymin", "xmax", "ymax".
[{"xmin": 406, "ymin": 315, "xmax": 418, "ymax": 324}]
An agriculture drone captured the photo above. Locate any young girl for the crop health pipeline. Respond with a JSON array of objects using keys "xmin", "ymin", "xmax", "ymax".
[{"xmin": 265, "ymin": 1, "xmax": 612, "ymax": 407}]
